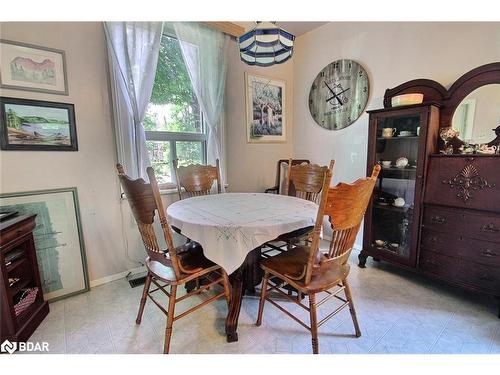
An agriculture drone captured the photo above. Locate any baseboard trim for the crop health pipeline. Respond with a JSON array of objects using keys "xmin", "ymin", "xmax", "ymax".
[{"xmin": 90, "ymin": 265, "xmax": 146, "ymax": 288}]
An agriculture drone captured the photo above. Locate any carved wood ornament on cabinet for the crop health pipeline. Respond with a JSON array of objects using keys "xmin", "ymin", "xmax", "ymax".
[{"xmin": 442, "ymin": 163, "xmax": 495, "ymax": 203}]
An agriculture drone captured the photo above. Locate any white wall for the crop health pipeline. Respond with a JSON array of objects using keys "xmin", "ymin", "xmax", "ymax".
[
  {"xmin": 225, "ymin": 39, "xmax": 294, "ymax": 192},
  {"xmin": 292, "ymin": 22, "xmax": 500, "ymax": 246},
  {"xmin": 0, "ymin": 22, "xmax": 150, "ymax": 283}
]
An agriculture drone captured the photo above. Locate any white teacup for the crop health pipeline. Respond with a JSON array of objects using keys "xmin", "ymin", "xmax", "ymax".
[
  {"xmin": 382, "ymin": 128, "xmax": 397, "ymax": 137},
  {"xmin": 393, "ymin": 197, "xmax": 405, "ymax": 207},
  {"xmin": 381, "ymin": 160, "xmax": 391, "ymax": 168}
]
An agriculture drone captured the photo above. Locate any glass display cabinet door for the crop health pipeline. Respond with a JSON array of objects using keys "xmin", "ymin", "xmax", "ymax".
[{"xmin": 369, "ymin": 111, "xmax": 423, "ymax": 265}]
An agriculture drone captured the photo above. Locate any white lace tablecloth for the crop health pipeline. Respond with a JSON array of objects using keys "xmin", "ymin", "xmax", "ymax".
[{"xmin": 166, "ymin": 193, "xmax": 318, "ymax": 274}]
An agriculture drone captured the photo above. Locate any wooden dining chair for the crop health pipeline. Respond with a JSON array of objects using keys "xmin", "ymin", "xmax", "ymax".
[
  {"xmin": 173, "ymin": 159, "xmax": 222, "ymax": 201},
  {"xmin": 262, "ymin": 159, "xmax": 334, "ymax": 259},
  {"xmin": 256, "ymin": 164, "xmax": 381, "ymax": 354},
  {"xmin": 265, "ymin": 159, "xmax": 310, "ymax": 194},
  {"xmin": 116, "ymin": 164, "xmax": 230, "ymax": 354}
]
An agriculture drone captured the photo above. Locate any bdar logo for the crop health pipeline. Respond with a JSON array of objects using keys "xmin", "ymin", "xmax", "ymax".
[{"xmin": 1, "ymin": 339, "xmax": 17, "ymax": 354}]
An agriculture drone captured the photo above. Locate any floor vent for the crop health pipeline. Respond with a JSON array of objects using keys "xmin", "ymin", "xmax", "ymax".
[{"xmin": 128, "ymin": 275, "xmax": 147, "ymax": 288}]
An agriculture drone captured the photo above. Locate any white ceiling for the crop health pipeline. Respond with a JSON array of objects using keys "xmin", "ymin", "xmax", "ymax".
[{"xmin": 234, "ymin": 22, "xmax": 328, "ymax": 37}]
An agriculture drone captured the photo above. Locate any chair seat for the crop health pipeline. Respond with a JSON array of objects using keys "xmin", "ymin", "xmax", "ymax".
[
  {"xmin": 146, "ymin": 241, "xmax": 219, "ymax": 284},
  {"xmin": 261, "ymin": 246, "xmax": 350, "ymax": 294}
]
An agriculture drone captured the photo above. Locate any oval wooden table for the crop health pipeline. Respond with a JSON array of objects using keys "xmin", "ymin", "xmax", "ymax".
[{"xmin": 167, "ymin": 192, "xmax": 318, "ymax": 342}]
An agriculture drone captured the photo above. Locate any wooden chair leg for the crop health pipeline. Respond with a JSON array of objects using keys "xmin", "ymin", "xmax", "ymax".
[
  {"xmin": 136, "ymin": 273, "xmax": 152, "ymax": 325},
  {"xmin": 163, "ymin": 284, "xmax": 177, "ymax": 354},
  {"xmin": 222, "ymin": 271, "xmax": 231, "ymax": 307},
  {"xmin": 343, "ymin": 279, "xmax": 361, "ymax": 337},
  {"xmin": 309, "ymin": 293, "xmax": 319, "ymax": 354},
  {"xmin": 256, "ymin": 272, "xmax": 270, "ymax": 326}
]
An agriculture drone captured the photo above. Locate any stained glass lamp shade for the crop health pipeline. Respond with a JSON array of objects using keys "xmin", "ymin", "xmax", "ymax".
[{"xmin": 238, "ymin": 22, "xmax": 295, "ymax": 67}]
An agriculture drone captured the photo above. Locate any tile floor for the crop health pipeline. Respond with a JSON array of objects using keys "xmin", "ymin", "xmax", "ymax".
[{"xmin": 29, "ymin": 251, "xmax": 500, "ymax": 354}]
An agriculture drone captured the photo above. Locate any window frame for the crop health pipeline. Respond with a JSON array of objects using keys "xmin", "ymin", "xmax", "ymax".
[{"xmin": 145, "ymin": 28, "xmax": 207, "ymax": 188}]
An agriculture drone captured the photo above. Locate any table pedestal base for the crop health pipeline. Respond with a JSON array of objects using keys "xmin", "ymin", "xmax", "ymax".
[{"xmin": 225, "ymin": 247, "xmax": 263, "ymax": 342}]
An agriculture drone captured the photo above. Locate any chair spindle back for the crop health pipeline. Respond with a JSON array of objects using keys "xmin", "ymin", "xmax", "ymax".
[
  {"xmin": 173, "ymin": 159, "xmax": 222, "ymax": 200},
  {"xmin": 285, "ymin": 159, "xmax": 334, "ymax": 204},
  {"xmin": 305, "ymin": 164, "xmax": 381, "ymax": 283},
  {"xmin": 116, "ymin": 164, "xmax": 182, "ymax": 279}
]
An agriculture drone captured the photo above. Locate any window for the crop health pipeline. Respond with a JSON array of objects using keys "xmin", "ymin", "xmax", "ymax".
[{"xmin": 144, "ymin": 33, "xmax": 206, "ymax": 187}]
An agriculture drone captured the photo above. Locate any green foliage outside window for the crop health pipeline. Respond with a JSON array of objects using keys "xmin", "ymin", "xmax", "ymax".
[
  {"xmin": 144, "ymin": 34, "xmax": 205, "ymax": 183},
  {"xmin": 144, "ymin": 34, "xmax": 201, "ymax": 134}
]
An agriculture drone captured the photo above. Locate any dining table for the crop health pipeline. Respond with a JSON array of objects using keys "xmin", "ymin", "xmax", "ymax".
[{"xmin": 166, "ymin": 192, "xmax": 318, "ymax": 342}]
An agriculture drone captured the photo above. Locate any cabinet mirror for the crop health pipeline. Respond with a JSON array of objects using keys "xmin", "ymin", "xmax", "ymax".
[{"xmin": 451, "ymin": 83, "xmax": 500, "ymax": 145}]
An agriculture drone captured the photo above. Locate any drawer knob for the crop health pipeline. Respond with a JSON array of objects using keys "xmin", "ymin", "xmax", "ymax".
[
  {"xmin": 481, "ymin": 223, "xmax": 499, "ymax": 233},
  {"xmin": 431, "ymin": 216, "xmax": 446, "ymax": 224},
  {"xmin": 481, "ymin": 249, "xmax": 497, "ymax": 257}
]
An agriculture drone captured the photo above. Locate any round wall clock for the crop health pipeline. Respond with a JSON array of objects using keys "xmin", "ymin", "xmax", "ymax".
[{"xmin": 308, "ymin": 59, "xmax": 370, "ymax": 130}]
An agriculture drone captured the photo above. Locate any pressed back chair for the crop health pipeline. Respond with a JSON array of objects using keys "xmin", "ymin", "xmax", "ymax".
[
  {"xmin": 284, "ymin": 158, "xmax": 335, "ymax": 203},
  {"xmin": 116, "ymin": 164, "xmax": 230, "ymax": 354},
  {"xmin": 262, "ymin": 159, "xmax": 334, "ymax": 259},
  {"xmin": 173, "ymin": 158, "xmax": 222, "ymax": 201},
  {"xmin": 256, "ymin": 164, "xmax": 381, "ymax": 354},
  {"xmin": 264, "ymin": 159, "xmax": 310, "ymax": 194}
]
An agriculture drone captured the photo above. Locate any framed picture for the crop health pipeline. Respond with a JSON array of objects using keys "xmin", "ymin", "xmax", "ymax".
[
  {"xmin": 0, "ymin": 188, "xmax": 89, "ymax": 302},
  {"xmin": 0, "ymin": 39, "xmax": 68, "ymax": 95},
  {"xmin": 245, "ymin": 73, "xmax": 287, "ymax": 143},
  {"xmin": 0, "ymin": 96, "xmax": 78, "ymax": 151}
]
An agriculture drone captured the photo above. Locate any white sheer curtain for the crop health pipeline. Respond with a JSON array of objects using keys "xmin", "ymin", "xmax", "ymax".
[
  {"xmin": 104, "ymin": 22, "xmax": 163, "ymax": 180},
  {"xmin": 173, "ymin": 22, "xmax": 229, "ymax": 188}
]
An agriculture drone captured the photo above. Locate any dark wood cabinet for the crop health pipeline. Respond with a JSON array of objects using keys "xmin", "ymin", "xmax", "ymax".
[
  {"xmin": 360, "ymin": 103, "xmax": 440, "ymax": 268},
  {"xmin": 422, "ymin": 155, "xmax": 500, "ymax": 296},
  {"xmin": 1, "ymin": 214, "xmax": 49, "ymax": 343},
  {"xmin": 360, "ymin": 62, "xmax": 500, "ymax": 318}
]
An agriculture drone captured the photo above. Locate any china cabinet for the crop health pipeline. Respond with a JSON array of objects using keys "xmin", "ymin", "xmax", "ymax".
[
  {"xmin": 359, "ymin": 62, "xmax": 500, "ymax": 317},
  {"xmin": 360, "ymin": 103, "xmax": 440, "ymax": 268}
]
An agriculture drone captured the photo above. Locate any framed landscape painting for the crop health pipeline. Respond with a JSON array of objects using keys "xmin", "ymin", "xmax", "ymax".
[
  {"xmin": 0, "ymin": 39, "xmax": 68, "ymax": 95},
  {"xmin": 245, "ymin": 73, "xmax": 286, "ymax": 143},
  {"xmin": 0, "ymin": 97, "xmax": 78, "ymax": 151},
  {"xmin": 0, "ymin": 188, "xmax": 89, "ymax": 302}
]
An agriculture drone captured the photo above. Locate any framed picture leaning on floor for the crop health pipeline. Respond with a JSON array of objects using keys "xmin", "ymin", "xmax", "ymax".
[{"xmin": 0, "ymin": 187, "xmax": 89, "ymax": 302}]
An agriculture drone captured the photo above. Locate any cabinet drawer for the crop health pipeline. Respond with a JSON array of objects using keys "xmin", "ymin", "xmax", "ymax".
[
  {"xmin": 419, "ymin": 250, "xmax": 458, "ymax": 278},
  {"xmin": 421, "ymin": 228, "xmax": 500, "ymax": 267},
  {"xmin": 420, "ymin": 229, "xmax": 457, "ymax": 257},
  {"xmin": 457, "ymin": 261, "xmax": 500, "ymax": 293},
  {"xmin": 422, "ymin": 206, "xmax": 500, "ymax": 242},
  {"xmin": 0, "ymin": 218, "xmax": 36, "ymax": 248},
  {"xmin": 424, "ymin": 155, "xmax": 500, "ymax": 213}
]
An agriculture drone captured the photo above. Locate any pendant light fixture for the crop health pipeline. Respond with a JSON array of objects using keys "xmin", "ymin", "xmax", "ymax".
[{"xmin": 238, "ymin": 22, "xmax": 295, "ymax": 67}]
